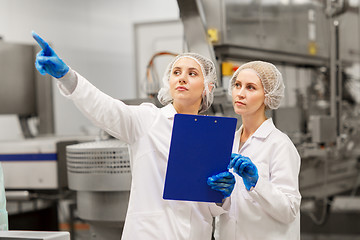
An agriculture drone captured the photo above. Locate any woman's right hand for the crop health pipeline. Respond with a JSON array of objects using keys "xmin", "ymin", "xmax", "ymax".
[
  {"xmin": 207, "ymin": 171, "xmax": 235, "ymax": 198},
  {"xmin": 32, "ymin": 31, "xmax": 69, "ymax": 78}
]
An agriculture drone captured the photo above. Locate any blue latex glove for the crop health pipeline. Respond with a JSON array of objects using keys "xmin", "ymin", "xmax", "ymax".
[
  {"xmin": 32, "ymin": 31, "xmax": 69, "ymax": 78},
  {"xmin": 228, "ymin": 153, "xmax": 258, "ymax": 191},
  {"xmin": 207, "ymin": 171, "xmax": 235, "ymax": 198}
]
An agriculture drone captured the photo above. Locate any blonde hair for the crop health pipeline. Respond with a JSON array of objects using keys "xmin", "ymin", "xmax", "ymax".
[{"xmin": 157, "ymin": 53, "xmax": 217, "ymax": 113}]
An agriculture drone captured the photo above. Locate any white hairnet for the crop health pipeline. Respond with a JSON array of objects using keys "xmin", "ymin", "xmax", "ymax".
[
  {"xmin": 157, "ymin": 52, "xmax": 217, "ymax": 113},
  {"xmin": 228, "ymin": 61, "xmax": 285, "ymax": 110}
]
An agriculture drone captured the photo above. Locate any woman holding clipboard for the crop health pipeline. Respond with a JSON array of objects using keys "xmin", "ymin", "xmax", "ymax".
[{"xmin": 32, "ymin": 31, "xmax": 235, "ymax": 240}]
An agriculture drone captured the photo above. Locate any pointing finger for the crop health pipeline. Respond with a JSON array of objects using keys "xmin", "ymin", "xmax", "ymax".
[{"xmin": 32, "ymin": 31, "xmax": 50, "ymax": 54}]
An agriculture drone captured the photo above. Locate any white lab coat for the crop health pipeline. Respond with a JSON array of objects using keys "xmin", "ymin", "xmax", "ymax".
[
  {"xmin": 215, "ymin": 118, "xmax": 301, "ymax": 240},
  {"xmin": 58, "ymin": 70, "xmax": 227, "ymax": 240}
]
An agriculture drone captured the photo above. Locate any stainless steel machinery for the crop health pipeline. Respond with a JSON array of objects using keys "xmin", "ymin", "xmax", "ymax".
[
  {"xmin": 175, "ymin": 0, "xmax": 360, "ymax": 235},
  {"xmin": 66, "ymin": 139, "xmax": 131, "ymax": 240},
  {"xmin": 0, "ymin": 41, "xmax": 54, "ymax": 137},
  {"xmin": 0, "ymin": 230, "xmax": 70, "ymax": 240},
  {"xmin": 0, "ymin": 41, "xmax": 79, "ymax": 232}
]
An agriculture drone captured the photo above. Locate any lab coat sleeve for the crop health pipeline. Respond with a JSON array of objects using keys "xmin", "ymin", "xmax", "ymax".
[
  {"xmin": 57, "ymin": 68, "xmax": 78, "ymax": 95},
  {"xmin": 248, "ymin": 139, "xmax": 301, "ymax": 224},
  {"xmin": 57, "ymin": 69, "xmax": 158, "ymax": 144}
]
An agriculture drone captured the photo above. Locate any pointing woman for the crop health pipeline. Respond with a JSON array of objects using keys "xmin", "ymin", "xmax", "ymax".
[{"xmin": 32, "ymin": 31, "xmax": 235, "ymax": 240}]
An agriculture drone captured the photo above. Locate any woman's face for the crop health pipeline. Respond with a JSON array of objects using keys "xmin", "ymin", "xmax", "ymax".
[
  {"xmin": 169, "ymin": 57, "xmax": 205, "ymax": 109},
  {"xmin": 232, "ymin": 69, "xmax": 266, "ymax": 117}
]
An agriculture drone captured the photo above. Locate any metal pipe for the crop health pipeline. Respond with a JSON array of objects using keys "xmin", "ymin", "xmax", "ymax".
[
  {"xmin": 176, "ymin": 0, "xmax": 219, "ymax": 76},
  {"xmin": 329, "ymin": 19, "xmax": 342, "ymax": 137},
  {"xmin": 5, "ymin": 191, "xmax": 31, "ymax": 201}
]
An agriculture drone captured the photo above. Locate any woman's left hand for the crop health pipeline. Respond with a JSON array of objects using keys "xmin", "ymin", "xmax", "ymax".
[{"xmin": 228, "ymin": 153, "xmax": 258, "ymax": 191}]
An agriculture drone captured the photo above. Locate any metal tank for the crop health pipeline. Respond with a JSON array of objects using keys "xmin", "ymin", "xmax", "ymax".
[{"xmin": 66, "ymin": 139, "xmax": 131, "ymax": 239}]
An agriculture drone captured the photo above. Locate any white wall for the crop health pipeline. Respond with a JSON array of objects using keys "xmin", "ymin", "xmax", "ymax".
[{"xmin": 0, "ymin": 0, "xmax": 179, "ymax": 138}]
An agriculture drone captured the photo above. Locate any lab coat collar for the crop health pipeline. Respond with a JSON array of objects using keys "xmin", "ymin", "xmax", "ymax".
[
  {"xmin": 251, "ymin": 118, "xmax": 275, "ymax": 139},
  {"xmin": 161, "ymin": 103, "xmax": 177, "ymax": 119},
  {"xmin": 238, "ymin": 118, "xmax": 275, "ymax": 140}
]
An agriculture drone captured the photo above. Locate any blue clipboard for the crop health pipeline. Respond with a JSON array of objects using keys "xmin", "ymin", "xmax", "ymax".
[{"xmin": 163, "ymin": 114, "xmax": 237, "ymax": 203}]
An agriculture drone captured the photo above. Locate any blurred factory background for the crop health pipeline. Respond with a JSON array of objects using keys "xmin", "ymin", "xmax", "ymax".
[{"xmin": 1, "ymin": 0, "xmax": 360, "ymax": 239}]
